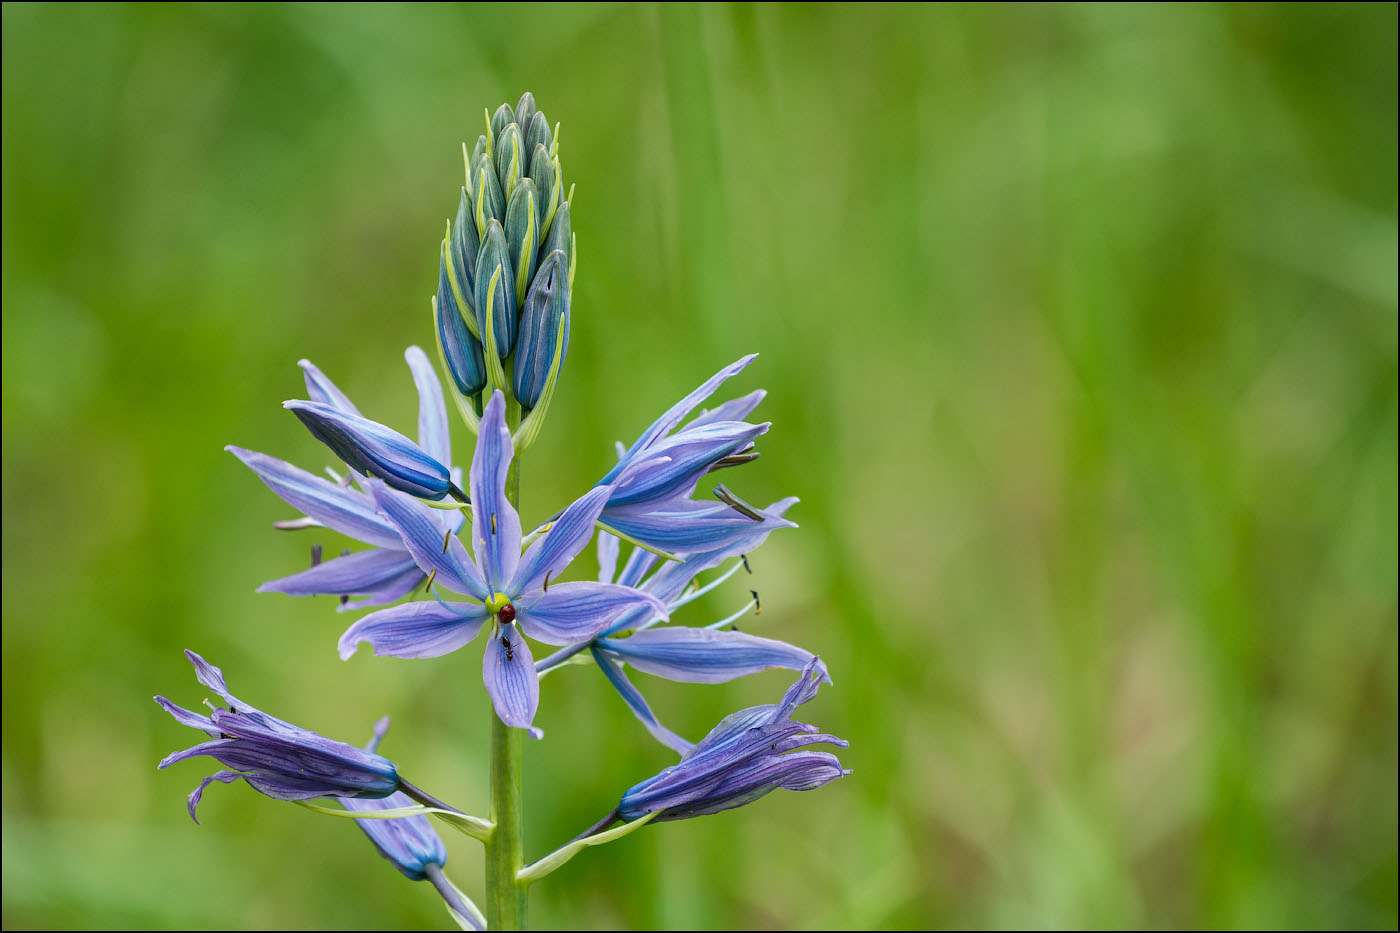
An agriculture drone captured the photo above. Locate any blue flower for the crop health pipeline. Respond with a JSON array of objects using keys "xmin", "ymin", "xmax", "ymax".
[
  {"xmin": 339, "ymin": 391, "xmax": 668, "ymax": 735},
  {"xmin": 596, "ymin": 355, "xmax": 795, "ymax": 553},
  {"xmin": 617, "ymin": 659, "xmax": 849, "ymax": 821},
  {"xmin": 228, "ymin": 350, "xmax": 464, "ymax": 611},
  {"xmin": 283, "ymin": 353, "xmax": 464, "ymax": 501},
  {"xmin": 155, "ymin": 651, "xmax": 400, "ymax": 823},
  {"xmin": 535, "ymin": 502, "xmax": 822, "ymax": 754}
]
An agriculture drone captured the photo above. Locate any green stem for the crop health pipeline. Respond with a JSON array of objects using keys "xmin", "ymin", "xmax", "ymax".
[{"xmin": 486, "ymin": 393, "xmax": 527, "ymax": 929}]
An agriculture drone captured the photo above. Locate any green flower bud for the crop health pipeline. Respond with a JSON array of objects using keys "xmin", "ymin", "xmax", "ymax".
[
  {"xmin": 473, "ymin": 162, "xmax": 505, "ymax": 237},
  {"xmin": 514, "ymin": 249, "xmax": 570, "ymax": 409},
  {"xmin": 505, "ymin": 178, "xmax": 540, "ymax": 308},
  {"xmin": 528, "ymin": 144, "xmax": 559, "ymax": 233},
  {"xmin": 474, "ymin": 219, "xmax": 517, "ymax": 357},
  {"xmin": 540, "ymin": 199, "xmax": 571, "ymax": 270},
  {"xmin": 514, "ymin": 92, "xmax": 537, "ymax": 138},
  {"xmin": 450, "ymin": 188, "xmax": 480, "ymax": 315},
  {"xmin": 494, "ymin": 122, "xmax": 524, "ymax": 204},
  {"xmin": 490, "ymin": 103, "xmax": 516, "ymax": 142},
  {"xmin": 525, "ymin": 111, "xmax": 552, "ymax": 156}
]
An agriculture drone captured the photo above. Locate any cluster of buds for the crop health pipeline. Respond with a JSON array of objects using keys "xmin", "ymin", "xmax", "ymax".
[{"xmin": 436, "ymin": 93, "xmax": 573, "ymax": 449}]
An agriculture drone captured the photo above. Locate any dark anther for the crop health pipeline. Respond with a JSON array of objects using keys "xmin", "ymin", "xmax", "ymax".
[
  {"xmin": 751, "ymin": 589, "xmax": 762, "ymax": 614},
  {"xmin": 310, "ymin": 544, "xmax": 323, "ymax": 567},
  {"xmin": 491, "ymin": 513, "xmax": 497, "ymax": 534},
  {"xmin": 340, "ymin": 549, "xmax": 350, "ymax": 558},
  {"xmin": 339, "ymin": 595, "xmax": 350, "ymax": 607},
  {"xmin": 498, "ymin": 603, "xmax": 516, "ymax": 625},
  {"xmin": 713, "ymin": 484, "xmax": 765, "ymax": 522},
  {"xmin": 543, "ymin": 572, "xmax": 551, "ymax": 592},
  {"xmin": 706, "ymin": 449, "xmax": 761, "ymax": 473},
  {"xmin": 442, "ymin": 528, "xmax": 452, "ymax": 554},
  {"xmin": 741, "ymin": 554, "xmax": 752, "ymax": 574}
]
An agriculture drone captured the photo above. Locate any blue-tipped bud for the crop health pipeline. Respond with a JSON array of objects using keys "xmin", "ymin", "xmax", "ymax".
[
  {"xmin": 490, "ymin": 103, "xmax": 516, "ymax": 142},
  {"xmin": 285, "ymin": 400, "xmax": 454, "ymax": 500},
  {"xmin": 541, "ymin": 199, "xmax": 571, "ymax": 269},
  {"xmin": 525, "ymin": 111, "xmax": 552, "ymax": 158},
  {"xmin": 473, "ymin": 163, "xmax": 505, "ymax": 237},
  {"xmin": 528, "ymin": 144, "xmax": 558, "ymax": 232},
  {"xmin": 450, "ymin": 190, "xmax": 479, "ymax": 304},
  {"xmin": 514, "ymin": 92, "xmax": 537, "ymax": 138},
  {"xmin": 514, "ymin": 249, "xmax": 570, "ymax": 409},
  {"xmin": 505, "ymin": 178, "xmax": 540, "ymax": 306},
  {"xmin": 474, "ymin": 219, "xmax": 517, "ymax": 357},
  {"xmin": 494, "ymin": 122, "xmax": 524, "ymax": 203},
  {"xmin": 437, "ymin": 246, "xmax": 487, "ymax": 396}
]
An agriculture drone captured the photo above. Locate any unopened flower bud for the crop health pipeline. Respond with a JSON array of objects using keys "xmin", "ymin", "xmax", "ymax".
[
  {"xmin": 514, "ymin": 249, "xmax": 570, "ymax": 409},
  {"xmin": 474, "ymin": 219, "xmax": 517, "ymax": 357},
  {"xmin": 494, "ymin": 121, "xmax": 524, "ymax": 203},
  {"xmin": 505, "ymin": 177, "xmax": 539, "ymax": 305},
  {"xmin": 437, "ymin": 243, "xmax": 486, "ymax": 396}
]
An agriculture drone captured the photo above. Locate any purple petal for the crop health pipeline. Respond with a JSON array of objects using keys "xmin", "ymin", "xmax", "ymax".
[
  {"xmin": 338, "ymin": 567, "xmax": 431, "ymax": 613},
  {"xmin": 470, "ymin": 392, "xmax": 520, "ymax": 590},
  {"xmin": 339, "ymin": 601, "xmax": 489, "ymax": 660},
  {"xmin": 686, "ymin": 389, "xmax": 766, "ymax": 429},
  {"xmin": 601, "ymin": 498, "xmax": 797, "ymax": 554},
  {"xmin": 226, "ymin": 446, "xmax": 402, "ymax": 550},
  {"xmin": 258, "ymin": 549, "xmax": 422, "ymax": 599},
  {"xmin": 514, "ymin": 582, "xmax": 668, "ymax": 645},
  {"xmin": 616, "ymin": 546, "xmax": 659, "ymax": 589},
  {"xmin": 285, "ymin": 400, "xmax": 452, "ymax": 500},
  {"xmin": 601, "ymin": 354, "xmax": 757, "ymax": 483},
  {"xmin": 598, "ymin": 628, "xmax": 822, "ymax": 685},
  {"xmin": 609, "ymin": 421, "xmax": 770, "ymax": 508},
  {"xmin": 154, "ymin": 696, "xmax": 218, "ymax": 737},
  {"xmin": 774, "ymin": 656, "xmax": 828, "ymax": 721},
  {"xmin": 299, "ymin": 359, "xmax": 362, "ymax": 416},
  {"xmin": 590, "ymin": 646, "xmax": 693, "ymax": 754},
  {"xmin": 405, "ymin": 346, "xmax": 452, "ymax": 468},
  {"xmin": 186, "ymin": 770, "xmax": 244, "ymax": 824},
  {"xmin": 509, "ymin": 486, "xmax": 610, "ymax": 595},
  {"xmin": 183, "ymin": 650, "xmax": 246, "ymax": 711},
  {"xmin": 482, "ymin": 624, "xmax": 539, "ymax": 733},
  {"xmin": 368, "ymin": 483, "xmax": 488, "ymax": 600},
  {"xmin": 596, "ymin": 531, "xmax": 620, "ymax": 585}
]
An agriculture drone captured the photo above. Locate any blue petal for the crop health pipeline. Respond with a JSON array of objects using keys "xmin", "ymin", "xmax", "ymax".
[
  {"xmin": 154, "ymin": 695, "xmax": 219, "ymax": 738},
  {"xmin": 470, "ymin": 392, "xmax": 520, "ymax": 590},
  {"xmin": 226, "ymin": 446, "xmax": 402, "ymax": 550},
  {"xmin": 186, "ymin": 769, "xmax": 244, "ymax": 823},
  {"xmin": 405, "ymin": 346, "xmax": 452, "ymax": 468},
  {"xmin": 601, "ymin": 498, "xmax": 797, "ymax": 554},
  {"xmin": 509, "ymin": 485, "xmax": 610, "ymax": 595},
  {"xmin": 685, "ymin": 389, "xmax": 766, "ymax": 429},
  {"xmin": 596, "ymin": 531, "xmax": 620, "ymax": 584},
  {"xmin": 601, "ymin": 354, "xmax": 757, "ymax": 484},
  {"xmin": 514, "ymin": 582, "xmax": 667, "ymax": 645},
  {"xmin": 608, "ymin": 421, "xmax": 769, "ymax": 508},
  {"xmin": 285, "ymin": 400, "xmax": 452, "ymax": 500},
  {"xmin": 598, "ymin": 628, "xmax": 822, "ymax": 685},
  {"xmin": 345, "ymin": 790, "xmax": 448, "ymax": 880},
  {"xmin": 368, "ymin": 483, "xmax": 488, "ymax": 600},
  {"xmin": 481, "ymin": 624, "xmax": 538, "ymax": 733},
  {"xmin": 299, "ymin": 359, "xmax": 362, "ymax": 416},
  {"xmin": 258, "ymin": 549, "xmax": 422, "ymax": 598},
  {"xmin": 339, "ymin": 601, "xmax": 489, "ymax": 660},
  {"xmin": 590, "ymin": 646, "xmax": 693, "ymax": 755}
]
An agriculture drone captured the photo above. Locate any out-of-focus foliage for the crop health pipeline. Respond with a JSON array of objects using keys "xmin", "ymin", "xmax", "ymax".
[{"xmin": 2, "ymin": 3, "xmax": 1395, "ymax": 929}]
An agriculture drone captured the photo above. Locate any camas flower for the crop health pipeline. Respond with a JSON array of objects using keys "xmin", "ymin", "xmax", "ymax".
[
  {"xmin": 155, "ymin": 651, "xmax": 400, "ymax": 822},
  {"xmin": 535, "ymin": 503, "xmax": 822, "ymax": 754},
  {"xmin": 339, "ymin": 391, "xmax": 667, "ymax": 734},
  {"xmin": 228, "ymin": 350, "xmax": 464, "ymax": 611},
  {"xmin": 344, "ymin": 718, "xmax": 448, "ymax": 881},
  {"xmin": 596, "ymin": 355, "xmax": 795, "ymax": 554},
  {"xmin": 618, "ymin": 658, "xmax": 849, "ymax": 822}
]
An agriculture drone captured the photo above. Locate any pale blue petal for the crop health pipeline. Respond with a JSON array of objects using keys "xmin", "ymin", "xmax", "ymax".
[
  {"xmin": 686, "ymin": 389, "xmax": 766, "ymax": 429},
  {"xmin": 596, "ymin": 531, "xmax": 620, "ymax": 584},
  {"xmin": 599, "ymin": 628, "xmax": 822, "ymax": 685},
  {"xmin": 470, "ymin": 392, "xmax": 520, "ymax": 590},
  {"xmin": 514, "ymin": 582, "xmax": 667, "ymax": 646},
  {"xmin": 299, "ymin": 359, "xmax": 362, "ymax": 416},
  {"xmin": 590, "ymin": 646, "xmax": 694, "ymax": 755},
  {"xmin": 338, "ymin": 601, "xmax": 488, "ymax": 660},
  {"xmin": 368, "ymin": 483, "xmax": 488, "ymax": 600},
  {"xmin": 258, "ymin": 549, "xmax": 422, "ymax": 598},
  {"xmin": 405, "ymin": 346, "xmax": 452, "ymax": 468},
  {"xmin": 482, "ymin": 624, "xmax": 539, "ymax": 733},
  {"xmin": 509, "ymin": 486, "xmax": 610, "ymax": 595}
]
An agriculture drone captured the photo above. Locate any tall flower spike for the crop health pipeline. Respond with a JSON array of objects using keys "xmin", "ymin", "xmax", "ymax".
[
  {"xmin": 155, "ymin": 651, "xmax": 400, "ymax": 822},
  {"xmin": 617, "ymin": 658, "xmax": 849, "ymax": 822}
]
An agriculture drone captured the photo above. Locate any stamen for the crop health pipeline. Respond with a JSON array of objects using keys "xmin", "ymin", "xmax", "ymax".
[
  {"xmin": 310, "ymin": 544, "xmax": 323, "ymax": 567},
  {"xmin": 706, "ymin": 450, "xmax": 760, "ymax": 473},
  {"xmin": 442, "ymin": 528, "xmax": 452, "ymax": 554},
  {"xmin": 713, "ymin": 483, "xmax": 765, "ymax": 521},
  {"xmin": 741, "ymin": 554, "xmax": 752, "ymax": 574},
  {"xmin": 543, "ymin": 572, "xmax": 551, "ymax": 592},
  {"xmin": 751, "ymin": 589, "xmax": 762, "ymax": 614},
  {"xmin": 423, "ymin": 568, "xmax": 438, "ymax": 593},
  {"xmin": 273, "ymin": 517, "xmax": 321, "ymax": 531}
]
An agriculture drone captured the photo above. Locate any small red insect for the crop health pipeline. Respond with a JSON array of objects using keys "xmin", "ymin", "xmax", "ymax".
[{"xmin": 498, "ymin": 603, "xmax": 516, "ymax": 625}]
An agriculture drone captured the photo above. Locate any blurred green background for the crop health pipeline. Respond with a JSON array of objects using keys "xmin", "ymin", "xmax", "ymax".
[{"xmin": 3, "ymin": 2, "xmax": 1396, "ymax": 929}]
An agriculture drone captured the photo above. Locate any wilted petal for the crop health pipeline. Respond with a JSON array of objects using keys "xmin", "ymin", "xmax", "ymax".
[
  {"xmin": 154, "ymin": 696, "xmax": 219, "ymax": 737},
  {"xmin": 470, "ymin": 393, "xmax": 521, "ymax": 589},
  {"xmin": 226, "ymin": 446, "xmax": 402, "ymax": 550},
  {"xmin": 186, "ymin": 770, "xmax": 244, "ymax": 824},
  {"xmin": 345, "ymin": 790, "xmax": 448, "ymax": 880},
  {"xmin": 515, "ymin": 582, "xmax": 667, "ymax": 646},
  {"xmin": 591, "ymin": 647, "xmax": 693, "ymax": 755},
  {"xmin": 368, "ymin": 483, "xmax": 488, "ymax": 600},
  {"xmin": 258, "ymin": 549, "xmax": 422, "ymax": 599},
  {"xmin": 482, "ymin": 624, "xmax": 539, "ymax": 733},
  {"xmin": 299, "ymin": 359, "xmax": 362, "ymax": 416},
  {"xmin": 339, "ymin": 601, "xmax": 489, "ymax": 660},
  {"xmin": 509, "ymin": 486, "xmax": 609, "ymax": 594},
  {"xmin": 598, "ymin": 628, "xmax": 821, "ymax": 685},
  {"xmin": 405, "ymin": 346, "xmax": 451, "ymax": 468}
]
